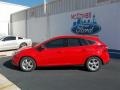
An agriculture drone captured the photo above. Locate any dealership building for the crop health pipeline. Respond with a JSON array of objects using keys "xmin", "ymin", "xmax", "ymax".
[{"xmin": 10, "ymin": 0, "xmax": 120, "ymax": 52}]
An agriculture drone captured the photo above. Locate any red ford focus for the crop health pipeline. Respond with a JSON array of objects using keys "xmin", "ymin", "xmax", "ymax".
[{"xmin": 12, "ymin": 35, "xmax": 110, "ymax": 72}]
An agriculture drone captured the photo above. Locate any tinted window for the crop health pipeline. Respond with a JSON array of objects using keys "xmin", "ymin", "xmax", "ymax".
[
  {"xmin": 79, "ymin": 39, "xmax": 95, "ymax": 46},
  {"xmin": 3, "ymin": 36, "xmax": 16, "ymax": 41},
  {"xmin": 45, "ymin": 39, "xmax": 67, "ymax": 48},
  {"xmin": 68, "ymin": 39, "xmax": 81, "ymax": 46},
  {"xmin": 86, "ymin": 40, "xmax": 95, "ymax": 45},
  {"xmin": 18, "ymin": 37, "xmax": 23, "ymax": 39},
  {"xmin": 68, "ymin": 38, "xmax": 95, "ymax": 47}
]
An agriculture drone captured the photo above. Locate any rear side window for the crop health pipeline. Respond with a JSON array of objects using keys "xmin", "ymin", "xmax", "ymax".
[
  {"xmin": 68, "ymin": 38, "xmax": 95, "ymax": 47},
  {"xmin": 79, "ymin": 39, "xmax": 95, "ymax": 46},
  {"xmin": 68, "ymin": 39, "xmax": 81, "ymax": 46},
  {"xmin": 86, "ymin": 40, "xmax": 95, "ymax": 45}
]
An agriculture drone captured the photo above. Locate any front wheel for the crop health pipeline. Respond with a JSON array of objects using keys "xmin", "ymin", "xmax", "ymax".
[
  {"xmin": 20, "ymin": 57, "xmax": 36, "ymax": 72},
  {"xmin": 86, "ymin": 57, "xmax": 102, "ymax": 72}
]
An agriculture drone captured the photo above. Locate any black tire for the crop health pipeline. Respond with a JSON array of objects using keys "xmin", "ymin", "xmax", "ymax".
[
  {"xmin": 19, "ymin": 43, "xmax": 27, "ymax": 48},
  {"xmin": 86, "ymin": 57, "xmax": 102, "ymax": 72},
  {"xmin": 20, "ymin": 57, "xmax": 36, "ymax": 72}
]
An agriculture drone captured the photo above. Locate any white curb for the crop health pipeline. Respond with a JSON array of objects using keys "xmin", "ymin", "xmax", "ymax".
[
  {"xmin": 0, "ymin": 74, "xmax": 21, "ymax": 90},
  {"xmin": 0, "ymin": 51, "xmax": 16, "ymax": 57}
]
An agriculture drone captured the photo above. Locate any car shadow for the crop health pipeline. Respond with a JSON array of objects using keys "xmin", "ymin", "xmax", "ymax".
[
  {"xmin": 3, "ymin": 60, "xmax": 20, "ymax": 71},
  {"xmin": 36, "ymin": 65, "xmax": 87, "ymax": 72},
  {"xmin": 3, "ymin": 60, "xmax": 87, "ymax": 72}
]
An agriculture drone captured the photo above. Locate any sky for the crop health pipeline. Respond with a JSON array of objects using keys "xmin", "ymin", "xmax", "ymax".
[{"xmin": 0, "ymin": 0, "xmax": 45, "ymax": 7}]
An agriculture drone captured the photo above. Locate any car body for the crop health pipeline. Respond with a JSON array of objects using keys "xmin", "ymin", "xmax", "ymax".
[
  {"xmin": 0, "ymin": 36, "xmax": 32, "ymax": 51},
  {"xmin": 12, "ymin": 35, "xmax": 110, "ymax": 72}
]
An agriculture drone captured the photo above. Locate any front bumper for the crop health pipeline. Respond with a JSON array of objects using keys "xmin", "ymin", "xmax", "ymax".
[{"xmin": 12, "ymin": 55, "xmax": 20, "ymax": 67}]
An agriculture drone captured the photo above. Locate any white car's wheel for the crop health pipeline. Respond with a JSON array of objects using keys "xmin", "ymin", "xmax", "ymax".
[
  {"xmin": 86, "ymin": 57, "xmax": 102, "ymax": 72},
  {"xmin": 19, "ymin": 43, "xmax": 27, "ymax": 48},
  {"xmin": 20, "ymin": 57, "xmax": 36, "ymax": 72}
]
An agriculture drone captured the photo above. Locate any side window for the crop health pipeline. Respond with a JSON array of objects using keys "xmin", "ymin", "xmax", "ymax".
[
  {"xmin": 86, "ymin": 40, "xmax": 95, "ymax": 45},
  {"xmin": 79, "ymin": 39, "xmax": 95, "ymax": 46},
  {"xmin": 18, "ymin": 37, "xmax": 23, "ymax": 39},
  {"xmin": 79, "ymin": 39, "xmax": 88, "ymax": 45},
  {"xmin": 45, "ymin": 39, "xmax": 67, "ymax": 48},
  {"xmin": 68, "ymin": 39, "xmax": 81, "ymax": 47},
  {"xmin": 3, "ymin": 36, "xmax": 16, "ymax": 41}
]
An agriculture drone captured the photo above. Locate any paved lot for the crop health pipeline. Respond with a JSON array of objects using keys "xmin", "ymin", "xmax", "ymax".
[{"xmin": 0, "ymin": 57, "xmax": 120, "ymax": 90}]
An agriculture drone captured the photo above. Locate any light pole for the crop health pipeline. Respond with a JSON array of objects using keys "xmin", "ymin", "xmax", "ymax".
[
  {"xmin": 44, "ymin": 0, "xmax": 50, "ymax": 39},
  {"xmin": 44, "ymin": 0, "xmax": 47, "ymax": 15}
]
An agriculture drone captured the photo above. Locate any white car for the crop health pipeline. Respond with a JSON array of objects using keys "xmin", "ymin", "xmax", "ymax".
[{"xmin": 0, "ymin": 36, "xmax": 32, "ymax": 51}]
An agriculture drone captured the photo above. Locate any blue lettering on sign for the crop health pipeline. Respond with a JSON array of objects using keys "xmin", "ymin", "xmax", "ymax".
[{"xmin": 71, "ymin": 14, "xmax": 101, "ymax": 34}]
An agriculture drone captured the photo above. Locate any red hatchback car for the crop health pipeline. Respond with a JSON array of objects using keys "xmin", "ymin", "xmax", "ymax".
[{"xmin": 12, "ymin": 35, "xmax": 110, "ymax": 72}]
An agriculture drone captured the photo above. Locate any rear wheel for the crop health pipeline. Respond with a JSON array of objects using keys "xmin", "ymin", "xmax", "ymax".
[
  {"xmin": 86, "ymin": 57, "xmax": 102, "ymax": 72},
  {"xmin": 20, "ymin": 57, "xmax": 36, "ymax": 72},
  {"xmin": 19, "ymin": 43, "xmax": 27, "ymax": 48}
]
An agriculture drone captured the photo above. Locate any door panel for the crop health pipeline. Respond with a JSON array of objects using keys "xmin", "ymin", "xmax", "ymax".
[
  {"xmin": 37, "ymin": 47, "xmax": 67, "ymax": 66},
  {"xmin": 63, "ymin": 38, "xmax": 87, "ymax": 65},
  {"xmin": 3, "ymin": 40, "xmax": 17, "ymax": 50},
  {"xmin": 61, "ymin": 46, "xmax": 86, "ymax": 65},
  {"xmin": 1, "ymin": 36, "xmax": 17, "ymax": 50},
  {"xmin": 37, "ymin": 38, "xmax": 68, "ymax": 66}
]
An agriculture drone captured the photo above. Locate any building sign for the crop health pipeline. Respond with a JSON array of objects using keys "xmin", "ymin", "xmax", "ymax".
[{"xmin": 71, "ymin": 12, "xmax": 101, "ymax": 34}]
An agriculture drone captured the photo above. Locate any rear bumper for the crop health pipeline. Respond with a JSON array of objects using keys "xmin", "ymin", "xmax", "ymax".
[{"xmin": 101, "ymin": 52, "xmax": 110, "ymax": 64}]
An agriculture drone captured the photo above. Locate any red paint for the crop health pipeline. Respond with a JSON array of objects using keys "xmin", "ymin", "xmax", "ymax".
[{"xmin": 12, "ymin": 35, "xmax": 110, "ymax": 67}]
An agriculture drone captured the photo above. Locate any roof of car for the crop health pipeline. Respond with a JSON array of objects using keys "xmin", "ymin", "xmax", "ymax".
[
  {"xmin": 53, "ymin": 35, "xmax": 99, "ymax": 40},
  {"xmin": 34, "ymin": 35, "xmax": 100, "ymax": 47}
]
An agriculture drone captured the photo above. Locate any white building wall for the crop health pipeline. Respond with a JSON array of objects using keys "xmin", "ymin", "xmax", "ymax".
[
  {"xmin": 11, "ymin": 10, "xmax": 27, "ymax": 37},
  {"xmin": 12, "ymin": 20, "xmax": 26, "ymax": 37},
  {"xmin": 0, "ymin": 1, "xmax": 28, "ymax": 36},
  {"xmin": 49, "ymin": 13, "xmax": 74, "ymax": 37},
  {"xmin": 27, "ymin": 17, "xmax": 48, "ymax": 42}
]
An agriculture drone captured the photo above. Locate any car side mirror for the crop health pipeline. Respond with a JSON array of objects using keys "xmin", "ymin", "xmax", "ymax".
[
  {"xmin": 36, "ymin": 45, "xmax": 46, "ymax": 51},
  {"xmin": 41, "ymin": 45, "xmax": 45, "ymax": 49}
]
